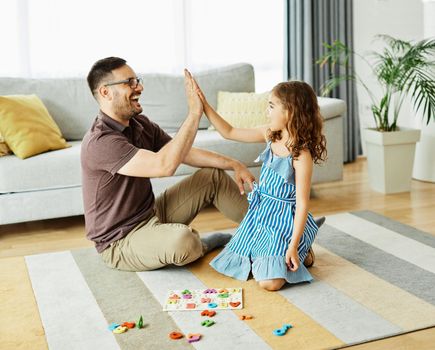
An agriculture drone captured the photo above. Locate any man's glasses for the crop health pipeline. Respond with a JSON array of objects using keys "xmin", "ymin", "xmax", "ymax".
[{"xmin": 105, "ymin": 77, "xmax": 143, "ymax": 89}]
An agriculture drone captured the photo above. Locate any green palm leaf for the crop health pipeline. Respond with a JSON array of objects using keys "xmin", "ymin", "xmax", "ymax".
[{"xmin": 317, "ymin": 35, "xmax": 435, "ymax": 130}]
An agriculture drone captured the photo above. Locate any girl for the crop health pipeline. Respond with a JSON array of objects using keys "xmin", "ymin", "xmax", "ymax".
[{"xmin": 196, "ymin": 80, "xmax": 327, "ymax": 291}]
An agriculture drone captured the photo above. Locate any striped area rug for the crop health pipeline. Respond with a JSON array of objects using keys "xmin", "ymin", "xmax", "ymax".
[{"xmin": 24, "ymin": 211, "xmax": 435, "ymax": 350}]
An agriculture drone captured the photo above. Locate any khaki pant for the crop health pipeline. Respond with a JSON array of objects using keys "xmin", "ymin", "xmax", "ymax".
[{"xmin": 101, "ymin": 168, "xmax": 248, "ymax": 271}]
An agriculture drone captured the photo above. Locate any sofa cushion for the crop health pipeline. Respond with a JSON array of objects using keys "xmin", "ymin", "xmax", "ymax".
[
  {"xmin": 318, "ymin": 97, "xmax": 347, "ymax": 120},
  {"xmin": 140, "ymin": 63, "xmax": 255, "ymax": 132},
  {"xmin": 0, "ymin": 141, "xmax": 81, "ymax": 193},
  {"xmin": 0, "ymin": 94, "xmax": 70, "ymax": 159},
  {"xmin": 0, "ymin": 78, "xmax": 98, "ymax": 141}
]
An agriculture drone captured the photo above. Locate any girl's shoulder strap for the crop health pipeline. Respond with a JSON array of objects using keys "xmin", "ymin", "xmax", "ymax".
[{"xmin": 255, "ymin": 141, "xmax": 272, "ymax": 164}]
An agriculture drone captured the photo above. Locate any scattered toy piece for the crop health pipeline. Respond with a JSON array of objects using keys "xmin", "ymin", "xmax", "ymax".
[
  {"xmin": 208, "ymin": 302, "xmax": 218, "ymax": 308},
  {"xmin": 187, "ymin": 333, "xmax": 201, "ymax": 343},
  {"xmin": 137, "ymin": 315, "xmax": 144, "ymax": 329},
  {"xmin": 239, "ymin": 315, "xmax": 253, "ymax": 320},
  {"xmin": 273, "ymin": 324, "xmax": 293, "ymax": 336},
  {"xmin": 169, "ymin": 331, "xmax": 184, "ymax": 340},
  {"xmin": 108, "ymin": 323, "xmax": 120, "ymax": 331},
  {"xmin": 121, "ymin": 322, "xmax": 136, "ymax": 329},
  {"xmin": 113, "ymin": 326, "xmax": 128, "ymax": 334},
  {"xmin": 201, "ymin": 319, "xmax": 215, "ymax": 327},
  {"xmin": 186, "ymin": 303, "xmax": 196, "ymax": 309},
  {"xmin": 201, "ymin": 310, "xmax": 216, "ymax": 317}
]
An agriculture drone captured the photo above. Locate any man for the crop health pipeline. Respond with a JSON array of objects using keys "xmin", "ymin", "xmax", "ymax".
[{"xmin": 81, "ymin": 57, "xmax": 255, "ymax": 271}]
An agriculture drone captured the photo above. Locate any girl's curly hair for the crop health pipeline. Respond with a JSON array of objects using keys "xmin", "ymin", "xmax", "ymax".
[{"xmin": 267, "ymin": 81, "xmax": 327, "ymax": 164}]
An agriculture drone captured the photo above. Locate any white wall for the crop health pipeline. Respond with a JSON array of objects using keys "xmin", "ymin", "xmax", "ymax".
[
  {"xmin": 413, "ymin": 0, "xmax": 435, "ymax": 181},
  {"xmin": 353, "ymin": 0, "xmax": 425, "ymax": 152}
]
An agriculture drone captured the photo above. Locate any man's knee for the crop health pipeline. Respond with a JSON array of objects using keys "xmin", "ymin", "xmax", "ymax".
[{"xmin": 169, "ymin": 226, "xmax": 203, "ymax": 265}]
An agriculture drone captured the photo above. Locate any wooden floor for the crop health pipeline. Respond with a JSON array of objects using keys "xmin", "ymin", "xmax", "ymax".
[{"xmin": 1, "ymin": 157, "xmax": 434, "ymax": 349}]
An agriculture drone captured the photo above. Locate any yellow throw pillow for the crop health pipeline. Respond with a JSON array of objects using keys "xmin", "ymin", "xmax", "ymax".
[
  {"xmin": 0, "ymin": 95, "xmax": 70, "ymax": 159},
  {"xmin": 209, "ymin": 91, "xmax": 269, "ymax": 129},
  {"xmin": 0, "ymin": 133, "xmax": 12, "ymax": 156}
]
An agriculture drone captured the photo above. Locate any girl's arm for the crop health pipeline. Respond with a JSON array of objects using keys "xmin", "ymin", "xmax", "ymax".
[
  {"xmin": 196, "ymin": 82, "xmax": 267, "ymax": 143},
  {"xmin": 286, "ymin": 149, "xmax": 314, "ymax": 271}
]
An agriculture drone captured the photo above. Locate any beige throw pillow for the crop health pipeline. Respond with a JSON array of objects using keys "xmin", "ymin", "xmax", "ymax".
[{"xmin": 209, "ymin": 91, "xmax": 269, "ymax": 129}]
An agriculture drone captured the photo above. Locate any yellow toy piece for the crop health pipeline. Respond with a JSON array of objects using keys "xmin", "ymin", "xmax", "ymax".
[{"xmin": 113, "ymin": 326, "xmax": 128, "ymax": 334}]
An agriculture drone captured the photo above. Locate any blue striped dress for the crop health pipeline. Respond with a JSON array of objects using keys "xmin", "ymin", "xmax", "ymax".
[{"xmin": 210, "ymin": 141, "xmax": 319, "ymax": 283}]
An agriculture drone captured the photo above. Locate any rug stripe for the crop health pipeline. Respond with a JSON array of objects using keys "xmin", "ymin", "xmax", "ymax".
[
  {"xmin": 316, "ymin": 224, "xmax": 435, "ymax": 305},
  {"xmin": 310, "ymin": 245, "xmax": 435, "ymax": 330},
  {"xmin": 326, "ymin": 213, "xmax": 435, "ymax": 274},
  {"xmin": 25, "ymin": 251, "xmax": 119, "ymax": 350},
  {"xmin": 0, "ymin": 256, "xmax": 47, "ymax": 350},
  {"xmin": 137, "ymin": 262, "xmax": 271, "ymax": 350},
  {"xmin": 70, "ymin": 248, "xmax": 192, "ymax": 350},
  {"xmin": 278, "ymin": 273, "xmax": 401, "ymax": 344},
  {"xmin": 352, "ymin": 210, "xmax": 435, "ymax": 248},
  {"xmin": 187, "ymin": 251, "xmax": 344, "ymax": 350}
]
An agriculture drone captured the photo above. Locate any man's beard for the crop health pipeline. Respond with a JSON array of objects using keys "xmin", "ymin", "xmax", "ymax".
[{"xmin": 113, "ymin": 92, "xmax": 142, "ymax": 121}]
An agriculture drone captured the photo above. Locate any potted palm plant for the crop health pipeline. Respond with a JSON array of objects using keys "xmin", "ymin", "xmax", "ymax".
[{"xmin": 317, "ymin": 35, "xmax": 435, "ymax": 193}]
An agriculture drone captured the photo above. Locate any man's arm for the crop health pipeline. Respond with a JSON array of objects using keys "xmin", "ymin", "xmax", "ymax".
[
  {"xmin": 118, "ymin": 70, "xmax": 202, "ymax": 178},
  {"xmin": 184, "ymin": 147, "xmax": 255, "ymax": 194}
]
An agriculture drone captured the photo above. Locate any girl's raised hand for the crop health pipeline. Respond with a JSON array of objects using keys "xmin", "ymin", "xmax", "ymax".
[{"xmin": 193, "ymin": 78, "xmax": 209, "ymax": 107}]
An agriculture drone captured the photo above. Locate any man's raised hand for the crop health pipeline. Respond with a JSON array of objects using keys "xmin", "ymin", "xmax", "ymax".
[{"xmin": 184, "ymin": 69, "xmax": 203, "ymax": 119}]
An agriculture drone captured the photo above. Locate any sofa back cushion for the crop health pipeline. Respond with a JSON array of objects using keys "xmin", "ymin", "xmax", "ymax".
[
  {"xmin": 140, "ymin": 63, "xmax": 255, "ymax": 132},
  {"xmin": 0, "ymin": 78, "xmax": 96, "ymax": 141},
  {"xmin": 0, "ymin": 63, "xmax": 255, "ymax": 140}
]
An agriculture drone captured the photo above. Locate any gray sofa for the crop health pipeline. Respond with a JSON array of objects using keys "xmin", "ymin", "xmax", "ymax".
[{"xmin": 0, "ymin": 63, "xmax": 345, "ymax": 225}]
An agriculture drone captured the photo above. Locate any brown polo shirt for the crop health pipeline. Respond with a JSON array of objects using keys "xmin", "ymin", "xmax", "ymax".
[{"xmin": 81, "ymin": 111, "xmax": 172, "ymax": 253}]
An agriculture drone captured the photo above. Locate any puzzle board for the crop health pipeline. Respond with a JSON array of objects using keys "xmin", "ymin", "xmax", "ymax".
[{"xmin": 163, "ymin": 288, "xmax": 243, "ymax": 311}]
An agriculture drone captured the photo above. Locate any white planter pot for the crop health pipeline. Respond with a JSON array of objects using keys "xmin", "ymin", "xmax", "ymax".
[
  {"xmin": 412, "ymin": 121, "xmax": 435, "ymax": 182},
  {"xmin": 364, "ymin": 127, "xmax": 421, "ymax": 194}
]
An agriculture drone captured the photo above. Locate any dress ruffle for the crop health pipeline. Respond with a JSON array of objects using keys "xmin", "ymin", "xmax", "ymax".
[
  {"xmin": 210, "ymin": 248, "xmax": 313, "ymax": 284},
  {"xmin": 252, "ymin": 255, "xmax": 313, "ymax": 283},
  {"xmin": 209, "ymin": 247, "xmax": 251, "ymax": 281}
]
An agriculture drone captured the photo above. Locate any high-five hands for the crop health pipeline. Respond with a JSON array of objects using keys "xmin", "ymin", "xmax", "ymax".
[
  {"xmin": 193, "ymin": 78, "xmax": 210, "ymax": 109},
  {"xmin": 184, "ymin": 69, "xmax": 203, "ymax": 119}
]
